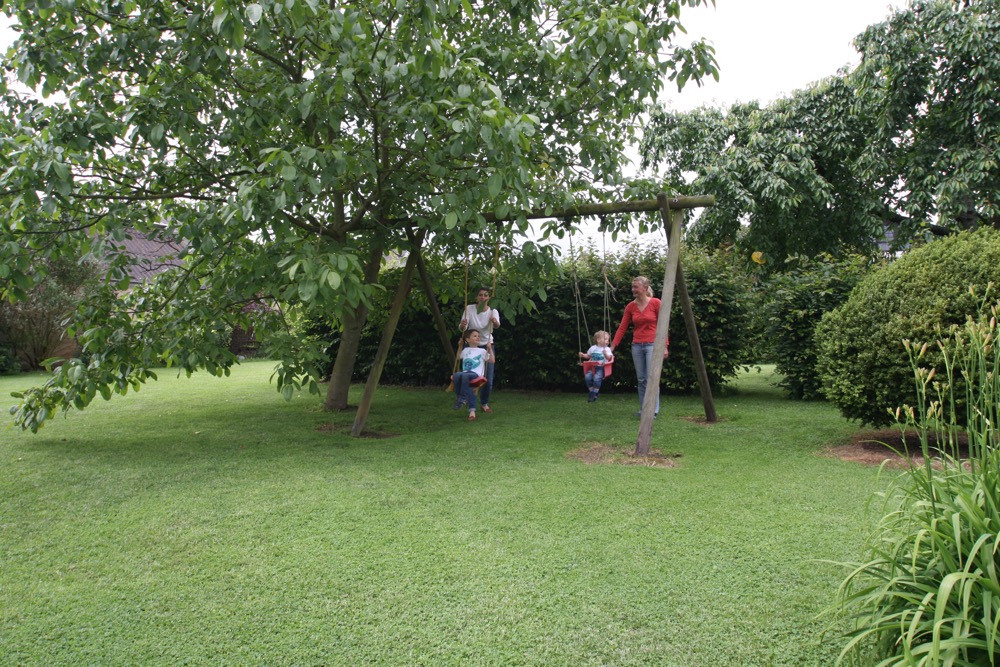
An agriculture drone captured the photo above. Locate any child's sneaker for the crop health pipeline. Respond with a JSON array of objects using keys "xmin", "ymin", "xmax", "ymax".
[
  {"xmin": 453, "ymin": 398, "xmax": 466, "ymax": 410},
  {"xmin": 587, "ymin": 390, "xmax": 598, "ymax": 402}
]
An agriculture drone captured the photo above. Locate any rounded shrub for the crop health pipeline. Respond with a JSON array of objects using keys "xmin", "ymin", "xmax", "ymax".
[{"xmin": 815, "ymin": 228, "xmax": 1000, "ymax": 426}]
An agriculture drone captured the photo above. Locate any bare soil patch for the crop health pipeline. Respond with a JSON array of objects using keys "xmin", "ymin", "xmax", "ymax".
[
  {"xmin": 825, "ymin": 429, "xmax": 970, "ymax": 467},
  {"xmin": 566, "ymin": 442, "xmax": 681, "ymax": 468},
  {"xmin": 314, "ymin": 422, "xmax": 399, "ymax": 439},
  {"xmin": 680, "ymin": 415, "xmax": 726, "ymax": 426}
]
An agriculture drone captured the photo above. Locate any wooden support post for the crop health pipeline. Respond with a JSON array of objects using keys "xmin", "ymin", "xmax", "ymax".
[
  {"xmin": 636, "ymin": 195, "xmax": 683, "ymax": 456},
  {"xmin": 351, "ymin": 230, "xmax": 426, "ymax": 436},
  {"xmin": 676, "ymin": 263, "xmax": 717, "ymax": 423},
  {"xmin": 414, "ymin": 250, "xmax": 455, "ymax": 369}
]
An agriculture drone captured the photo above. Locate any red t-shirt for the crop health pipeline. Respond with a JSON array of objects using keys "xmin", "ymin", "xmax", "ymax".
[{"xmin": 612, "ymin": 298, "xmax": 665, "ymax": 347}]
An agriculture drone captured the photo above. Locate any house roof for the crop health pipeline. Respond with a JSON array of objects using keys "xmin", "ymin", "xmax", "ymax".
[{"xmin": 119, "ymin": 230, "xmax": 186, "ymax": 282}]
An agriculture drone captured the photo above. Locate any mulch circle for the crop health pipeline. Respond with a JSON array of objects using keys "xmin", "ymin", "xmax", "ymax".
[
  {"xmin": 566, "ymin": 442, "xmax": 682, "ymax": 468},
  {"xmin": 680, "ymin": 415, "xmax": 726, "ymax": 425},
  {"xmin": 314, "ymin": 422, "xmax": 399, "ymax": 439},
  {"xmin": 825, "ymin": 428, "xmax": 970, "ymax": 467}
]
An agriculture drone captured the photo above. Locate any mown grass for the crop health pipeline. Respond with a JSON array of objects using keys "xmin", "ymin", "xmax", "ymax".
[{"xmin": 1, "ymin": 362, "xmax": 881, "ymax": 666}]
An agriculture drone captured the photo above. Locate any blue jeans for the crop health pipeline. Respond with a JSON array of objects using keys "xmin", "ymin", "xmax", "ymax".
[
  {"xmin": 476, "ymin": 345, "xmax": 495, "ymax": 407},
  {"xmin": 631, "ymin": 342, "xmax": 660, "ymax": 414},
  {"xmin": 585, "ymin": 365, "xmax": 605, "ymax": 391},
  {"xmin": 452, "ymin": 371, "xmax": 479, "ymax": 407}
]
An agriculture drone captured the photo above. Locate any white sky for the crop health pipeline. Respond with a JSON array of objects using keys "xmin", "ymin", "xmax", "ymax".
[
  {"xmin": 1, "ymin": 1, "xmax": 902, "ymax": 250},
  {"xmin": 663, "ymin": 0, "xmax": 900, "ymax": 112}
]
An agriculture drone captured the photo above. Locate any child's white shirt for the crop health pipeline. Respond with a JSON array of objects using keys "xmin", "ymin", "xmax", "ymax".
[
  {"xmin": 586, "ymin": 345, "xmax": 613, "ymax": 363},
  {"xmin": 460, "ymin": 346, "xmax": 489, "ymax": 377}
]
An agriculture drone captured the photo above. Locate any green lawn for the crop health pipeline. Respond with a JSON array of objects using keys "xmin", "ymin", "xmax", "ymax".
[{"xmin": 1, "ymin": 362, "xmax": 882, "ymax": 666}]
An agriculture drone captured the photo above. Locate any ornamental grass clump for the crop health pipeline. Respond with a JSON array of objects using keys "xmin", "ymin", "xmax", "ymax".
[{"xmin": 835, "ymin": 302, "xmax": 1000, "ymax": 666}]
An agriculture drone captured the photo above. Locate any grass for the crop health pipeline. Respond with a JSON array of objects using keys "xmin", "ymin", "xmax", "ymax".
[{"xmin": 1, "ymin": 362, "xmax": 882, "ymax": 666}]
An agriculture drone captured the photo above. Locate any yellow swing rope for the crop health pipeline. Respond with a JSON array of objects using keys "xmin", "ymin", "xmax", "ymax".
[
  {"xmin": 446, "ymin": 247, "xmax": 470, "ymax": 391},
  {"xmin": 569, "ymin": 228, "xmax": 591, "ymax": 355},
  {"xmin": 600, "ymin": 217, "xmax": 613, "ymax": 333},
  {"xmin": 571, "ymin": 217, "xmax": 614, "ymax": 357},
  {"xmin": 486, "ymin": 236, "xmax": 499, "ymax": 349}
]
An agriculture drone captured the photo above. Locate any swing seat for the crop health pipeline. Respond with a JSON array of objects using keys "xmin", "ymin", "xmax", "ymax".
[
  {"xmin": 582, "ymin": 361, "xmax": 613, "ymax": 379},
  {"xmin": 470, "ymin": 376, "xmax": 488, "ymax": 388}
]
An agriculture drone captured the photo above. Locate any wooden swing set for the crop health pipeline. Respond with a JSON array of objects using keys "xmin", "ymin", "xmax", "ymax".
[{"xmin": 350, "ymin": 193, "xmax": 717, "ymax": 456}]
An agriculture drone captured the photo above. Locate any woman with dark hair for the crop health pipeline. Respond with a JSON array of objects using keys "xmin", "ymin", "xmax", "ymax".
[{"xmin": 610, "ymin": 276, "xmax": 668, "ymax": 416}]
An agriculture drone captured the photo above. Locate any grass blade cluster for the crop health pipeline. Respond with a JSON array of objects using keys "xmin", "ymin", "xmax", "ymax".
[{"xmin": 836, "ymin": 301, "xmax": 1000, "ymax": 666}]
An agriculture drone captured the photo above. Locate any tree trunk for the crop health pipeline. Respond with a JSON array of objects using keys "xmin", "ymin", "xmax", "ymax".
[
  {"xmin": 351, "ymin": 230, "xmax": 426, "ymax": 436},
  {"xmin": 415, "ymin": 250, "xmax": 456, "ymax": 369},
  {"xmin": 323, "ymin": 242, "xmax": 384, "ymax": 411}
]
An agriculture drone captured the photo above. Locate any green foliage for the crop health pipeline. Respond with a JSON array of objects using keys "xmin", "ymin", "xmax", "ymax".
[
  {"xmin": 816, "ymin": 228, "xmax": 1000, "ymax": 427},
  {"xmin": 854, "ymin": 0, "xmax": 1000, "ymax": 233},
  {"xmin": 0, "ymin": 257, "xmax": 100, "ymax": 371},
  {"xmin": 835, "ymin": 310, "xmax": 1000, "ymax": 666},
  {"xmin": 641, "ymin": 78, "xmax": 887, "ymax": 263},
  {"xmin": 330, "ymin": 239, "xmax": 755, "ymax": 394},
  {"xmin": 0, "ymin": 344, "xmax": 19, "ymax": 376},
  {"xmin": 642, "ymin": 0, "xmax": 1000, "ymax": 263},
  {"xmin": 1, "ymin": 0, "xmax": 718, "ymax": 429},
  {"xmin": 762, "ymin": 253, "xmax": 871, "ymax": 399},
  {"xmin": 659, "ymin": 244, "xmax": 755, "ymax": 392}
]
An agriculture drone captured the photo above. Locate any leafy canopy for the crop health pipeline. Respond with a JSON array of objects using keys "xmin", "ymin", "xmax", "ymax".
[
  {"xmin": 641, "ymin": 0, "xmax": 1000, "ymax": 264},
  {"xmin": 0, "ymin": 0, "xmax": 718, "ymax": 430}
]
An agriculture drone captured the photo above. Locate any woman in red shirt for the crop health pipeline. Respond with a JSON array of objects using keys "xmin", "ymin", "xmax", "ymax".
[{"xmin": 610, "ymin": 276, "xmax": 668, "ymax": 416}]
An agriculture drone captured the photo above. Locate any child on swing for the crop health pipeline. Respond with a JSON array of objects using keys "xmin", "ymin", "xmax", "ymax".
[
  {"xmin": 453, "ymin": 329, "xmax": 495, "ymax": 421},
  {"xmin": 578, "ymin": 330, "xmax": 613, "ymax": 402}
]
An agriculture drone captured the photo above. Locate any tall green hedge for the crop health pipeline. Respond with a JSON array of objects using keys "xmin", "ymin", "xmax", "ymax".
[
  {"xmin": 815, "ymin": 228, "xmax": 1000, "ymax": 426},
  {"xmin": 324, "ymin": 240, "xmax": 755, "ymax": 395},
  {"xmin": 761, "ymin": 253, "xmax": 871, "ymax": 399}
]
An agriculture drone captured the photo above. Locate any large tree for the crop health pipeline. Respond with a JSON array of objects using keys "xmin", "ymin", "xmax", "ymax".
[
  {"xmin": 0, "ymin": 0, "xmax": 718, "ymax": 431},
  {"xmin": 853, "ymin": 0, "xmax": 1000, "ymax": 236},
  {"xmin": 640, "ymin": 76, "xmax": 885, "ymax": 263},
  {"xmin": 640, "ymin": 0, "xmax": 1000, "ymax": 264}
]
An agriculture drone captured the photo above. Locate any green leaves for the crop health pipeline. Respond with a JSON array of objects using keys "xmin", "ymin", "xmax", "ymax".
[
  {"xmin": 642, "ymin": 77, "xmax": 885, "ymax": 263},
  {"xmin": 835, "ymin": 307, "xmax": 1000, "ymax": 665},
  {"xmin": 1, "ymin": 0, "xmax": 720, "ymax": 428}
]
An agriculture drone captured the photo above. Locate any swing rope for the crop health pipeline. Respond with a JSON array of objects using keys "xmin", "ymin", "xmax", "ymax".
[
  {"xmin": 571, "ymin": 215, "xmax": 615, "ymax": 379},
  {"xmin": 448, "ymin": 235, "xmax": 500, "ymax": 392},
  {"xmin": 446, "ymin": 246, "xmax": 471, "ymax": 390},
  {"xmin": 600, "ymin": 216, "xmax": 612, "ymax": 334},
  {"xmin": 569, "ymin": 228, "xmax": 590, "ymax": 354}
]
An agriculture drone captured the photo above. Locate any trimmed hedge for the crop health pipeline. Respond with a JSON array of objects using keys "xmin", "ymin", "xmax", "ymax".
[
  {"xmin": 761, "ymin": 253, "xmax": 870, "ymax": 399},
  {"xmin": 330, "ymin": 240, "xmax": 754, "ymax": 395},
  {"xmin": 815, "ymin": 228, "xmax": 1000, "ymax": 426}
]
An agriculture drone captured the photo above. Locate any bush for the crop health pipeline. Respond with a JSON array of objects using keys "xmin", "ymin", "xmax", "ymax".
[
  {"xmin": 0, "ymin": 343, "xmax": 19, "ymax": 376},
  {"xmin": 835, "ymin": 309, "xmax": 1000, "ymax": 665},
  {"xmin": 762, "ymin": 253, "xmax": 871, "ymax": 399},
  {"xmin": 816, "ymin": 228, "xmax": 1000, "ymax": 426},
  {"xmin": 0, "ymin": 258, "xmax": 101, "ymax": 371},
  {"xmin": 657, "ymin": 244, "xmax": 754, "ymax": 393},
  {"xmin": 310, "ymin": 240, "xmax": 755, "ymax": 395}
]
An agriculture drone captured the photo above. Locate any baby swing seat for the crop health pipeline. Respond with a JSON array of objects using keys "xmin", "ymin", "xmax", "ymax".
[{"xmin": 581, "ymin": 360, "xmax": 613, "ymax": 379}]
